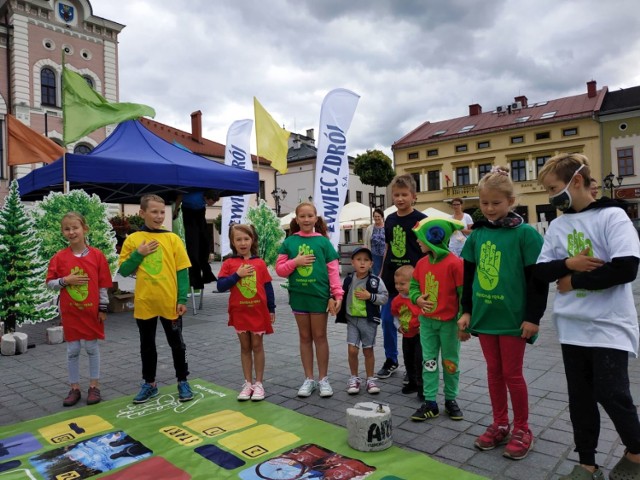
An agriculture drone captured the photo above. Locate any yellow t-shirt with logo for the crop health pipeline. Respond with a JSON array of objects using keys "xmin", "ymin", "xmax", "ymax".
[{"xmin": 120, "ymin": 230, "xmax": 191, "ymax": 320}]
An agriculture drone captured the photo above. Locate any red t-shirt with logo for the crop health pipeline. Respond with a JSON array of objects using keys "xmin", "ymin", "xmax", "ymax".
[
  {"xmin": 391, "ymin": 295, "xmax": 421, "ymax": 338},
  {"xmin": 46, "ymin": 247, "xmax": 113, "ymax": 342},
  {"xmin": 218, "ymin": 257, "xmax": 273, "ymax": 334},
  {"xmin": 412, "ymin": 253, "xmax": 463, "ymax": 322}
]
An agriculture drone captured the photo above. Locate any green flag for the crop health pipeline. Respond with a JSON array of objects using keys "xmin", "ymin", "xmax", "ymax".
[{"xmin": 62, "ymin": 67, "xmax": 155, "ymax": 145}]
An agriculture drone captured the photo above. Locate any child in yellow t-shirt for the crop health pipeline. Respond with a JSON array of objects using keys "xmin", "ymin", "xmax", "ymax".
[{"xmin": 119, "ymin": 194, "xmax": 193, "ymax": 404}]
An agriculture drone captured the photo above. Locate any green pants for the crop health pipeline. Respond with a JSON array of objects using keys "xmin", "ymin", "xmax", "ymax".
[{"xmin": 419, "ymin": 317, "xmax": 460, "ymax": 402}]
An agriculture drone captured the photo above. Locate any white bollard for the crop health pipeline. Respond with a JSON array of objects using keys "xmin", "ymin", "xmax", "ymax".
[
  {"xmin": 13, "ymin": 332, "xmax": 28, "ymax": 354},
  {"xmin": 46, "ymin": 326, "xmax": 64, "ymax": 345},
  {"xmin": 346, "ymin": 401, "xmax": 393, "ymax": 451},
  {"xmin": 1, "ymin": 333, "xmax": 16, "ymax": 356}
]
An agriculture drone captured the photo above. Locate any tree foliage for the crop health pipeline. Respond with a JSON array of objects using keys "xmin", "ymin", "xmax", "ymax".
[
  {"xmin": 31, "ymin": 190, "xmax": 119, "ymax": 275},
  {"xmin": 353, "ymin": 149, "xmax": 395, "ymax": 190},
  {"xmin": 246, "ymin": 200, "xmax": 285, "ymax": 267},
  {"xmin": 0, "ymin": 181, "xmax": 57, "ymax": 327}
]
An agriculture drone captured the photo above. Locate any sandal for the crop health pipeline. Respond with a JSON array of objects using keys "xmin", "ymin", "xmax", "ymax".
[{"xmin": 610, "ymin": 455, "xmax": 640, "ymax": 480}]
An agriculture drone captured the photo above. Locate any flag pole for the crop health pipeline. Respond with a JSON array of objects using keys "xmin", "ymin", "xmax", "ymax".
[
  {"xmin": 254, "ymin": 126, "xmax": 261, "ymax": 206},
  {"xmin": 61, "ymin": 52, "xmax": 67, "ymax": 193}
]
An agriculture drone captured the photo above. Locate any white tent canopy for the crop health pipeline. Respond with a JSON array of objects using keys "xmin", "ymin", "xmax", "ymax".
[
  {"xmin": 339, "ymin": 202, "xmax": 372, "ymax": 223},
  {"xmin": 383, "ymin": 205, "xmax": 450, "ymax": 218},
  {"xmin": 279, "ymin": 211, "xmax": 295, "ymax": 229}
]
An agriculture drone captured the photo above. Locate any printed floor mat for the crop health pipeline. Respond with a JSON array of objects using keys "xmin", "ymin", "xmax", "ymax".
[{"xmin": 0, "ymin": 379, "xmax": 485, "ymax": 479}]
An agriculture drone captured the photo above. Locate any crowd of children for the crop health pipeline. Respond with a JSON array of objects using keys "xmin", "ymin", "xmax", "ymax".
[{"xmin": 46, "ymin": 162, "xmax": 640, "ymax": 478}]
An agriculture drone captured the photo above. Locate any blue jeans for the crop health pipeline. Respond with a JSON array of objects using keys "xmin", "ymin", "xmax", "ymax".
[
  {"xmin": 372, "ymin": 255, "xmax": 383, "ymax": 276},
  {"xmin": 67, "ymin": 340, "xmax": 100, "ymax": 384},
  {"xmin": 380, "ymin": 298, "xmax": 398, "ymax": 363}
]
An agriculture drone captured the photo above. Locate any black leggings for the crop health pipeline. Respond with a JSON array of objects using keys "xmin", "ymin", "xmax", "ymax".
[
  {"xmin": 562, "ymin": 344, "xmax": 640, "ymax": 466},
  {"xmin": 136, "ymin": 316, "xmax": 189, "ymax": 383}
]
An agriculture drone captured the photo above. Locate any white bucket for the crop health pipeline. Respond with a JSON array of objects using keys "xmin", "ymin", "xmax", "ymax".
[{"xmin": 346, "ymin": 402, "xmax": 392, "ymax": 451}]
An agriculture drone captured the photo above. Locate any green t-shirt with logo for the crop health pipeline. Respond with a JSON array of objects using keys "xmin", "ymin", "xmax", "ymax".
[
  {"xmin": 279, "ymin": 233, "xmax": 339, "ymax": 313},
  {"xmin": 461, "ymin": 224, "xmax": 543, "ymax": 336}
]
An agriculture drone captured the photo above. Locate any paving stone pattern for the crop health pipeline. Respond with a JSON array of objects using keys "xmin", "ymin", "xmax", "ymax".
[{"xmin": 2, "ymin": 268, "xmax": 640, "ymax": 479}]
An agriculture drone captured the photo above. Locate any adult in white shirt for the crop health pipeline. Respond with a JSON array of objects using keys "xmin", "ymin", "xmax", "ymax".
[{"xmin": 448, "ymin": 198, "xmax": 473, "ymax": 256}]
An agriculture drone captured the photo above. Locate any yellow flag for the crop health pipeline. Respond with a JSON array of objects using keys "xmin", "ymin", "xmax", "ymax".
[{"xmin": 254, "ymin": 97, "xmax": 290, "ymax": 174}]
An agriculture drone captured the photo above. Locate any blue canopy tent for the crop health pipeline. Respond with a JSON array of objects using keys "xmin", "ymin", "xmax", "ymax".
[{"xmin": 18, "ymin": 120, "xmax": 258, "ymax": 203}]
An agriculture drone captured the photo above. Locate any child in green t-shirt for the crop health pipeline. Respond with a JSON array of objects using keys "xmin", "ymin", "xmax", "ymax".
[{"xmin": 276, "ymin": 202, "xmax": 344, "ymax": 399}]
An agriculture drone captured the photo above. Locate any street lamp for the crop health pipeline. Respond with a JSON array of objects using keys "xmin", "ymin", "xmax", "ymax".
[
  {"xmin": 271, "ymin": 188, "xmax": 287, "ymax": 216},
  {"xmin": 603, "ymin": 172, "xmax": 624, "ymax": 199},
  {"xmin": 603, "ymin": 172, "xmax": 614, "ymax": 198}
]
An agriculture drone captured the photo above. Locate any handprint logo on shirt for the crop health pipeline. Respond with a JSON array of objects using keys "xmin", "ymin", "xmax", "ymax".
[
  {"xmin": 478, "ymin": 241, "xmax": 501, "ymax": 291},
  {"xmin": 567, "ymin": 229, "xmax": 593, "ymax": 257},
  {"xmin": 237, "ymin": 268, "xmax": 257, "ymax": 299},
  {"xmin": 391, "ymin": 225, "xmax": 406, "ymax": 258},
  {"xmin": 398, "ymin": 304, "xmax": 413, "ymax": 332},
  {"xmin": 423, "ymin": 272, "xmax": 439, "ymax": 313},
  {"xmin": 142, "ymin": 248, "xmax": 163, "ymax": 275},
  {"xmin": 66, "ymin": 266, "xmax": 88, "ymax": 302},
  {"xmin": 295, "ymin": 244, "xmax": 314, "ymax": 277}
]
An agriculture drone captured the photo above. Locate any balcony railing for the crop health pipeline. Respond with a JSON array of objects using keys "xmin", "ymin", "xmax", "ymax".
[{"xmin": 446, "ymin": 184, "xmax": 478, "ymax": 197}]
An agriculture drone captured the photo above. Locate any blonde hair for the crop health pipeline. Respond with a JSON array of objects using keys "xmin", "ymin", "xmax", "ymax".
[
  {"xmin": 229, "ymin": 224, "xmax": 259, "ymax": 257},
  {"xmin": 391, "ymin": 174, "xmax": 417, "ymax": 194},
  {"xmin": 140, "ymin": 194, "xmax": 165, "ymax": 210},
  {"xmin": 395, "ymin": 265, "xmax": 414, "ymax": 280},
  {"xmin": 478, "ymin": 165, "xmax": 514, "ymax": 199},
  {"xmin": 290, "ymin": 202, "xmax": 329, "ymax": 237},
  {"xmin": 538, "ymin": 153, "xmax": 591, "ymax": 187},
  {"xmin": 61, "ymin": 212, "xmax": 89, "ymax": 244}
]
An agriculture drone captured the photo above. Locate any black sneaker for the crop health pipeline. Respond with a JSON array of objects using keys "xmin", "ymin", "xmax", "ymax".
[
  {"xmin": 376, "ymin": 359, "xmax": 399, "ymax": 379},
  {"xmin": 402, "ymin": 383, "xmax": 418, "ymax": 394},
  {"xmin": 445, "ymin": 399, "xmax": 464, "ymax": 421},
  {"xmin": 411, "ymin": 401, "xmax": 439, "ymax": 421}
]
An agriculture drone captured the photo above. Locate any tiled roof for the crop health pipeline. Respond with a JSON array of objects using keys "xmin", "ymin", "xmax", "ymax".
[
  {"xmin": 140, "ymin": 117, "xmax": 225, "ymax": 158},
  {"xmin": 600, "ymin": 86, "xmax": 640, "ymax": 114},
  {"xmin": 139, "ymin": 117, "xmax": 263, "ymax": 165},
  {"xmin": 393, "ymin": 86, "xmax": 607, "ymax": 150},
  {"xmin": 288, "ymin": 143, "xmax": 318, "ymax": 163}
]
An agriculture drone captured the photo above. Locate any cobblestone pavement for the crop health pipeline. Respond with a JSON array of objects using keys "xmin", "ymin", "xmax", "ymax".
[{"xmin": 2, "ymin": 266, "xmax": 640, "ymax": 479}]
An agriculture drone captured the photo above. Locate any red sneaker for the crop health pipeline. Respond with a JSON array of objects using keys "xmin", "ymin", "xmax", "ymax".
[
  {"xmin": 503, "ymin": 428, "xmax": 533, "ymax": 460},
  {"xmin": 87, "ymin": 386, "xmax": 102, "ymax": 405},
  {"xmin": 474, "ymin": 423, "xmax": 510, "ymax": 450},
  {"xmin": 63, "ymin": 388, "xmax": 81, "ymax": 407}
]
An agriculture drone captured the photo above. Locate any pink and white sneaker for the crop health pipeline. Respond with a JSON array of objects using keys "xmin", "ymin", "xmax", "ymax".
[
  {"xmin": 237, "ymin": 381, "xmax": 253, "ymax": 401},
  {"xmin": 251, "ymin": 382, "xmax": 265, "ymax": 401}
]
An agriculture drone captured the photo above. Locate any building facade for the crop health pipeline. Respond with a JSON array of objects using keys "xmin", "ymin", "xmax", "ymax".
[
  {"xmin": 392, "ymin": 81, "xmax": 607, "ymax": 224},
  {"xmin": 0, "ymin": 0, "xmax": 124, "ymax": 197},
  {"xmin": 276, "ymin": 129, "xmax": 378, "ymax": 243},
  {"xmin": 598, "ymin": 85, "xmax": 640, "ymax": 220}
]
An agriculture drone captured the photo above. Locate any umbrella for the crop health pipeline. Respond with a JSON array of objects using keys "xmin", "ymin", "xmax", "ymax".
[
  {"xmin": 339, "ymin": 202, "xmax": 372, "ymax": 230},
  {"xmin": 279, "ymin": 211, "xmax": 295, "ymax": 229}
]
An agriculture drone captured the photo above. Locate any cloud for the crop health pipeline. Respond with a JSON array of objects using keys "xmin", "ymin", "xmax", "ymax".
[{"xmin": 91, "ymin": 0, "xmax": 640, "ymax": 156}]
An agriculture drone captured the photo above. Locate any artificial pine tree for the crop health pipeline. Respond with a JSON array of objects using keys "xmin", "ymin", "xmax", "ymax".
[
  {"xmin": 0, "ymin": 181, "xmax": 58, "ymax": 329},
  {"xmin": 31, "ymin": 189, "xmax": 119, "ymax": 275},
  {"xmin": 246, "ymin": 199, "xmax": 285, "ymax": 267}
]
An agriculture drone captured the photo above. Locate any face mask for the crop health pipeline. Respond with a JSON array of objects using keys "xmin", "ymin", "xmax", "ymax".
[{"xmin": 549, "ymin": 164, "xmax": 584, "ymax": 211}]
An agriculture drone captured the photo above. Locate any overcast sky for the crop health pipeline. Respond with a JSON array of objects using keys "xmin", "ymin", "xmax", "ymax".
[{"xmin": 90, "ymin": 0, "xmax": 640, "ymax": 158}]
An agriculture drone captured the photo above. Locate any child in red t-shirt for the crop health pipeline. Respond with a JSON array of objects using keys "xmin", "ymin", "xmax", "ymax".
[
  {"xmin": 46, "ymin": 212, "xmax": 113, "ymax": 407},
  {"xmin": 409, "ymin": 217, "xmax": 467, "ymax": 422},
  {"xmin": 217, "ymin": 224, "xmax": 275, "ymax": 402},
  {"xmin": 391, "ymin": 265, "xmax": 423, "ymax": 399}
]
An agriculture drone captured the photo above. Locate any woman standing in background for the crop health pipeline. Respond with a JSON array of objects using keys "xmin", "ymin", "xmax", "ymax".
[{"xmin": 364, "ymin": 208, "xmax": 385, "ymax": 275}]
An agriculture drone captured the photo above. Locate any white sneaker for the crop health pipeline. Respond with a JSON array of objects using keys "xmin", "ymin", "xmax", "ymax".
[
  {"xmin": 251, "ymin": 382, "xmax": 265, "ymax": 401},
  {"xmin": 366, "ymin": 377, "xmax": 381, "ymax": 394},
  {"xmin": 318, "ymin": 377, "xmax": 333, "ymax": 398},
  {"xmin": 297, "ymin": 378, "xmax": 317, "ymax": 397},
  {"xmin": 237, "ymin": 381, "xmax": 253, "ymax": 401},
  {"xmin": 347, "ymin": 376, "xmax": 361, "ymax": 395}
]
